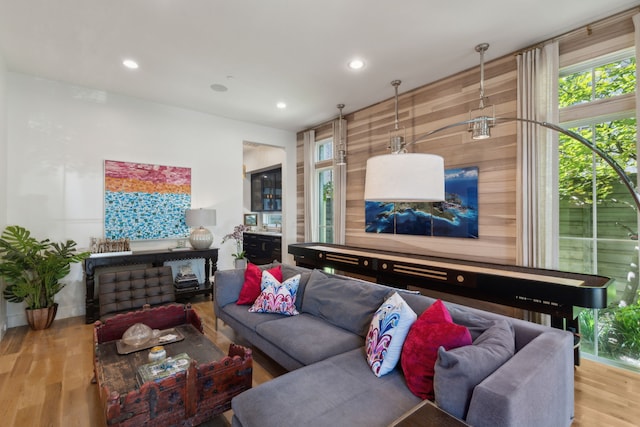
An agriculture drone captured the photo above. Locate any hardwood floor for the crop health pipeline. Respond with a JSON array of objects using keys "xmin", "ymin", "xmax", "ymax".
[{"xmin": 0, "ymin": 298, "xmax": 638, "ymax": 426}]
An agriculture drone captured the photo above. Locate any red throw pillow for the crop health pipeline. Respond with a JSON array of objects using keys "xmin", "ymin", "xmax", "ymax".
[
  {"xmin": 236, "ymin": 263, "xmax": 282, "ymax": 305},
  {"xmin": 400, "ymin": 300, "xmax": 472, "ymax": 400}
]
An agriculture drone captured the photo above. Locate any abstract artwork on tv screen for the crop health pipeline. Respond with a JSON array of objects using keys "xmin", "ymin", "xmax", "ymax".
[
  {"xmin": 365, "ymin": 166, "xmax": 478, "ymax": 239},
  {"xmin": 104, "ymin": 160, "xmax": 191, "ymax": 240}
]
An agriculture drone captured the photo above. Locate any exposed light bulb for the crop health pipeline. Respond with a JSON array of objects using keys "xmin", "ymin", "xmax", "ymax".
[
  {"xmin": 348, "ymin": 59, "xmax": 365, "ymax": 70},
  {"xmin": 122, "ymin": 59, "xmax": 139, "ymax": 69}
]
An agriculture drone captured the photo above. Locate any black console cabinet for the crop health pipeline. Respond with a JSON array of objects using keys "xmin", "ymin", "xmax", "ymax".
[{"xmin": 244, "ymin": 233, "xmax": 282, "ymax": 265}]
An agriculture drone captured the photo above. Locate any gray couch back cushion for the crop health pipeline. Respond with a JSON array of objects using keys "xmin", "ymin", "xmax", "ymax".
[
  {"xmin": 281, "ymin": 263, "xmax": 312, "ymax": 311},
  {"xmin": 434, "ymin": 319, "xmax": 516, "ymax": 419},
  {"xmin": 301, "ymin": 269, "xmax": 390, "ymax": 337},
  {"xmin": 401, "ymin": 291, "xmax": 549, "ymax": 351}
]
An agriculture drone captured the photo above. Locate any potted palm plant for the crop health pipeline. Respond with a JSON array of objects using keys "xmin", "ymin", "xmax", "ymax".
[{"xmin": 0, "ymin": 225, "xmax": 90, "ymax": 330}]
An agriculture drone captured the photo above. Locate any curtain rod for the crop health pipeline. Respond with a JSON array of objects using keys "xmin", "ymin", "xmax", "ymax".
[{"xmin": 513, "ymin": 6, "xmax": 640, "ymax": 56}]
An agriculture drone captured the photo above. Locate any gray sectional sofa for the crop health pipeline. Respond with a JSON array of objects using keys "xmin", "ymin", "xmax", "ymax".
[{"xmin": 213, "ymin": 263, "xmax": 575, "ymax": 427}]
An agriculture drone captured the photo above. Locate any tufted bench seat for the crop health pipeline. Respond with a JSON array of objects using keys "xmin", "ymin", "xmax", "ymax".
[{"xmin": 98, "ymin": 266, "xmax": 178, "ymax": 321}]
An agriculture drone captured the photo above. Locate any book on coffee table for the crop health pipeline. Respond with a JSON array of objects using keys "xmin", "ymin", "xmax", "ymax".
[{"xmin": 136, "ymin": 353, "xmax": 192, "ymax": 387}]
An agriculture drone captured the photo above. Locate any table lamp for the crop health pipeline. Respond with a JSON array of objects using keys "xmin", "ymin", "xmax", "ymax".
[{"xmin": 185, "ymin": 208, "xmax": 217, "ymax": 249}]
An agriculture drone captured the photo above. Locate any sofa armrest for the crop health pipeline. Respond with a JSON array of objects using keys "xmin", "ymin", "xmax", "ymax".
[
  {"xmin": 214, "ymin": 269, "xmax": 246, "ymax": 309},
  {"xmin": 465, "ymin": 330, "xmax": 574, "ymax": 427}
]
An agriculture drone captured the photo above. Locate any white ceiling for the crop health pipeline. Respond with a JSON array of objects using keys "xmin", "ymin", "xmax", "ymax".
[{"xmin": 0, "ymin": 0, "xmax": 638, "ymax": 132}]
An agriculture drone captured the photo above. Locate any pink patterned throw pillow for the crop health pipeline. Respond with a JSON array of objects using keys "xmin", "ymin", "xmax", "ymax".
[
  {"xmin": 365, "ymin": 292, "xmax": 417, "ymax": 377},
  {"xmin": 248, "ymin": 270, "xmax": 301, "ymax": 316}
]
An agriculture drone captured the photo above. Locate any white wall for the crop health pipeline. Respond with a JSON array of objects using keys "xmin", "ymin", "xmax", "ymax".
[
  {"xmin": 244, "ymin": 145, "xmax": 286, "ymax": 173},
  {"xmin": 5, "ymin": 72, "xmax": 296, "ymax": 327},
  {"xmin": 0, "ymin": 54, "xmax": 7, "ymax": 339}
]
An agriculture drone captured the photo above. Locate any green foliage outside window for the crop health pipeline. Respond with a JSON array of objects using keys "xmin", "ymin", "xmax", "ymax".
[
  {"xmin": 558, "ymin": 56, "xmax": 637, "ymax": 207},
  {"xmin": 559, "ymin": 54, "xmax": 640, "ymax": 369},
  {"xmin": 559, "ymin": 119, "xmax": 636, "ymax": 207},
  {"xmin": 559, "ymin": 57, "xmax": 636, "ymax": 107}
]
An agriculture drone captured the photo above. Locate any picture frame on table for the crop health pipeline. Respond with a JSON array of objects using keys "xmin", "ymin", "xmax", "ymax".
[{"xmin": 244, "ymin": 213, "xmax": 258, "ymax": 227}]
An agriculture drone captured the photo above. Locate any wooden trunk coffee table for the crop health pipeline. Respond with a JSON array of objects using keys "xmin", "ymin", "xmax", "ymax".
[{"xmin": 93, "ymin": 304, "xmax": 252, "ymax": 426}]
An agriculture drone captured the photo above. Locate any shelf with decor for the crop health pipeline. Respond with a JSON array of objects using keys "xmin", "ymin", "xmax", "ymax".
[{"xmin": 250, "ymin": 167, "xmax": 282, "ymax": 212}]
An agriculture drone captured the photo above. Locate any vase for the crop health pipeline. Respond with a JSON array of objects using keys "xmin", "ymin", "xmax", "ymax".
[
  {"xmin": 26, "ymin": 303, "xmax": 58, "ymax": 330},
  {"xmin": 235, "ymin": 258, "xmax": 248, "ymax": 269}
]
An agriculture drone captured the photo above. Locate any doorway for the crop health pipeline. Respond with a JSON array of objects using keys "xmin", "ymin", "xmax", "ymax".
[{"xmin": 242, "ymin": 141, "xmax": 286, "ymax": 254}]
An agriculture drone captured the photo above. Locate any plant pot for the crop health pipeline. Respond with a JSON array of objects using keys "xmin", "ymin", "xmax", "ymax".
[
  {"xmin": 26, "ymin": 303, "xmax": 58, "ymax": 330},
  {"xmin": 235, "ymin": 258, "xmax": 248, "ymax": 269}
]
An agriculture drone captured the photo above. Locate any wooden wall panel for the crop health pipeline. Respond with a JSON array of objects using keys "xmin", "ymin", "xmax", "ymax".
[
  {"xmin": 295, "ymin": 132, "xmax": 305, "ymax": 242},
  {"xmin": 297, "ymin": 55, "xmax": 519, "ymax": 264},
  {"xmin": 349, "ymin": 56, "xmax": 518, "ymax": 264},
  {"xmin": 295, "ymin": 7, "xmax": 638, "ymax": 264},
  {"xmin": 559, "ymin": 10, "xmax": 636, "ymax": 61}
]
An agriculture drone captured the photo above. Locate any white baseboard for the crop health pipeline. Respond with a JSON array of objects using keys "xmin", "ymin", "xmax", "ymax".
[{"xmin": 7, "ymin": 304, "xmax": 86, "ymax": 328}]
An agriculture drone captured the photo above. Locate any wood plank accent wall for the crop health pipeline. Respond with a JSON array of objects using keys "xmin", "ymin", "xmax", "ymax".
[
  {"xmin": 297, "ymin": 54, "xmax": 519, "ymax": 264},
  {"xmin": 295, "ymin": 131, "xmax": 306, "ymax": 240},
  {"xmin": 296, "ymin": 8, "xmax": 638, "ymax": 266}
]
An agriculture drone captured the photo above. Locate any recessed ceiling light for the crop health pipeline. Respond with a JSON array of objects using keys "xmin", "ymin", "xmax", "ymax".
[
  {"xmin": 276, "ymin": 102, "xmax": 287, "ymax": 109},
  {"xmin": 348, "ymin": 59, "xmax": 365, "ymax": 70},
  {"xmin": 210, "ymin": 83, "xmax": 228, "ymax": 92},
  {"xmin": 122, "ymin": 59, "xmax": 139, "ymax": 69}
]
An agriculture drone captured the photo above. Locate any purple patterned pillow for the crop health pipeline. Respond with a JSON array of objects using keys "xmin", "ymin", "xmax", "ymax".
[
  {"xmin": 248, "ymin": 270, "xmax": 300, "ymax": 316},
  {"xmin": 366, "ymin": 292, "xmax": 417, "ymax": 377}
]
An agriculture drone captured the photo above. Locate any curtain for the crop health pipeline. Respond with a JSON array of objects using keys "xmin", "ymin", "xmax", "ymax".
[
  {"xmin": 303, "ymin": 130, "xmax": 315, "ymax": 241},
  {"xmin": 516, "ymin": 42, "xmax": 559, "ymax": 270},
  {"xmin": 634, "ymin": 14, "xmax": 640, "ymax": 262},
  {"xmin": 516, "ymin": 42, "xmax": 559, "ymax": 325},
  {"xmin": 333, "ymin": 118, "xmax": 347, "ymax": 244}
]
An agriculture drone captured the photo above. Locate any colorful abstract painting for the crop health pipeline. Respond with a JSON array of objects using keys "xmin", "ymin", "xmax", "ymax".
[
  {"xmin": 104, "ymin": 160, "xmax": 191, "ymax": 240},
  {"xmin": 365, "ymin": 166, "xmax": 479, "ymax": 239}
]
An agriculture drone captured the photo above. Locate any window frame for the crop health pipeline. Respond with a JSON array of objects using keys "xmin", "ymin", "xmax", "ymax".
[{"xmin": 557, "ymin": 47, "xmax": 638, "ymax": 365}]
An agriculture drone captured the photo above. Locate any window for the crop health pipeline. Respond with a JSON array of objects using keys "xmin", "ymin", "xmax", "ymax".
[
  {"xmin": 558, "ymin": 49, "xmax": 639, "ymax": 368},
  {"xmin": 261, "ymin": 213, "xmax": 282, "ymax": 229},
  {"xmin": 314, "ymin": 138, "xmax": 334, "ymax": 243},
  {"xmin": 316, "ymin": 138, "xmax": 333, "ymax": 162},
  {"xmin": 559, "ymin": 53, "xmax": 636, "ymax": 108}
]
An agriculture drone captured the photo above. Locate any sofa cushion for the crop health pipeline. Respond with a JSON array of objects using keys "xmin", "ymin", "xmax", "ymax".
[
  {"xmin": 231, "ymin": 348, "xmax": 421, "ymax": 427},
  {"xmin": 281, "ymin": 263, "xmax": 312, "ymax": 311},
  {"xmin": 401, "ymin": 299, "xmax": 472, "ymax": 400},
  {"xmin": 255, "ymin": 313, "xmax": 363, "ymax": 366},
  {"xmin": 366, "ymin": 292, "xmax": 417, "ymax": 377},
  {"xmin": 237, "ymin": 263, "xmax": 282, "ymax": 305},
  {"xmin": 434, "ymin": 319, "xmax": 515, "ymax": 419},
  {"xmin": 213, "ymin": 269, "xmax": 245, "ymax": 308},
  {"xmin": 220, "ymin": 303, "xmax": 285, "ymax": 332},
  {"xmin": 249, "ymin": 271, "xmax": 300, "ymax": 316},
  {"xmin": 400, "ymin": 293, "xmax": 495, "ymax": 341},
  {"xmin": 302, "ymin": 269, "xmax": 391, "ymax": 337}
]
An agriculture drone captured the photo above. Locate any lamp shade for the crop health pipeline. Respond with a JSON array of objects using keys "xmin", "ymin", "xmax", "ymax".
[
  {"xmin": 364, "ymin": 153, "xmax": 445, "ymax": 202},
  {"xmin": 185, "ymin": 208, "xmax": 216, "ymax": 227}
]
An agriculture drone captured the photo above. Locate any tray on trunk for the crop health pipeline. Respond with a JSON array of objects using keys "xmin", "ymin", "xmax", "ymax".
[{"xmin": 116, "ymin": 328, "xmax": 185, "ymax": 355}]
